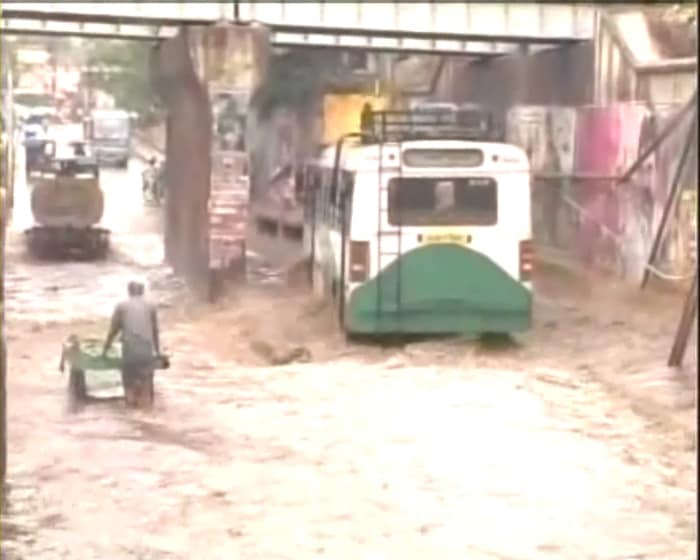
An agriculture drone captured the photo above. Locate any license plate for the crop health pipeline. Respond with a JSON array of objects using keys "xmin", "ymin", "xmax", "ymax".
[{"xmin": 421, "ymin": 233, "xmax": 471, "ymax": 245}]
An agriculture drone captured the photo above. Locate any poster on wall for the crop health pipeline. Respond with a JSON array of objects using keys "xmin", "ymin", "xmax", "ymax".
[
  {"xmin": 574, "ymin": 104, "xmax": 649, "ymax": 279},
  {"xmin": 504, "ymin": 102, "xmax": 697, "ymax": 282},
  {"xmin": 208, "ymin": 85, "xmax": 250, "ymax": 272},
  {"xmin": 506, "ymin": 106, "xmax": 578, "ymax": 251},
  {"xmin": 191, "ymin": 23, "xmax": 271, "ymax": 276},
  {"xmin": 505, "ymin": 106, "xmax": 576, "ymax": 175},
  {"xmin": 211, "ymin": 90, "xmax": 248, "ymax": 152}
]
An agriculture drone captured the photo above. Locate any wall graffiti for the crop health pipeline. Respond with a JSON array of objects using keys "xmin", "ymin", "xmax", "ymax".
[
  {"xmin": 579, "ymin": 103, "xmax": 697, "ymax": 282},
  {"xmin": 506, "ymin": 106, "xmax": 576, "ymax": 174},
  {"xmin": 507, "ymin": 102, "xmax": 697, "ymax": 283},
  {"xmin": 506, "ymin": 106, "xmax": 577, "ymax": 249},
  {"xmin": 198, "ymin": 25, "xmax": 269, "ymax": 286},
  {"xmin": 573, "ymin": 104, "xmax": 647, "ymax": 277}
]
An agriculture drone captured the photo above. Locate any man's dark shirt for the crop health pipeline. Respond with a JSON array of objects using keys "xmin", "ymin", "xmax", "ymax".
[{"xmin": 108, "ymin": 296, "xmax": 159, "ymax": 367}]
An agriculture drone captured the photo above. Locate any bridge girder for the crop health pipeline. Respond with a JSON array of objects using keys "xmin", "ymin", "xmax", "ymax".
[
  {"xmin": 1, "ymin": 3, "xmax": 595, "ymax": 57},
  {"xmin": 0, "ymin": 20, "xmax": 520, "ymax": 59}
]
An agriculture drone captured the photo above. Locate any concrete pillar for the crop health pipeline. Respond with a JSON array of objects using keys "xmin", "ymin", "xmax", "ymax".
[
  {"xmin": 512, "ymin": 44, "xmax": 531, "ymax": 106},
  {"xmin": 151, "ymin": 23, "xmax": 271, "ymax": 298}
]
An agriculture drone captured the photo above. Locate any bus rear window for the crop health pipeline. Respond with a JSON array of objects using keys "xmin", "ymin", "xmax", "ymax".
[
  {"xmin": 388, "ymin": 177, "xmax": 497, "ymax": 226},
  {"xmin": 402, "ymin": 149, "xmax": 483, "ymax": 168}
]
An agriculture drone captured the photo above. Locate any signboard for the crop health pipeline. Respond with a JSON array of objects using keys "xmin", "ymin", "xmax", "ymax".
[
  {"xmin": 208, "ymin": 114, "xmax": 249, "ymax": 270},
  {"xmin": 193, "ymin": 24, "xmax": 271, "ymax": 275},
  {"xmin": 190, "ymin": 23, "xmax": 270, "ymax": 93}
]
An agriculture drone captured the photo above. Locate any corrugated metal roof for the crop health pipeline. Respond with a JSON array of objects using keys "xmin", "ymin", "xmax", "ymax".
[
  {"xmin": 644, "ymin": 8, "xmax": 697, "ymax": 59},
  {"xmin": 607, "ymin": 7, "xmax": 697, "ymax": 65}
]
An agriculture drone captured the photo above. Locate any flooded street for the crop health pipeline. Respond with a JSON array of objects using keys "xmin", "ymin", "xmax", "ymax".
[
  {"xmin": 6, "ymin": 126, "xmax": 182, "ymax": 324},
  {"xmin": 3, "ymin": 144, "xmax": 697, "ymax": 559}
]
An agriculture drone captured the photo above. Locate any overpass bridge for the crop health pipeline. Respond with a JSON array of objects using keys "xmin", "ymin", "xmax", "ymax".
[
  {"xmin": 2, "ymin": 3, "xmax": 597, "ymax": 57},
  {"xmin": 1, "ymin": 2, "xmax": 600, "ymax": 298}
]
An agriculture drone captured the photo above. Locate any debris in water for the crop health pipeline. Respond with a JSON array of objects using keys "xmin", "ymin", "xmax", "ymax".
[{"xmin": 249, "ymin": 339, "xmax": 312, "ymax": 365}]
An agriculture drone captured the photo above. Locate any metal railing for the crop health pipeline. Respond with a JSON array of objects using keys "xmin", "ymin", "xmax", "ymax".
[{"xmin": 360, "ymin": 109, "xmax": 499, "ymax": 144}]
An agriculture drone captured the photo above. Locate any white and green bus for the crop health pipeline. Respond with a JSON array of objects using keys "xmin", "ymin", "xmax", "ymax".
[{"xmin": 302, "ymin": 110, "xmax": 533, "ymax": 336}]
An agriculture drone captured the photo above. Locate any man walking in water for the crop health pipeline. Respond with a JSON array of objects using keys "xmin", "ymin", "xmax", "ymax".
[{"xmin": 103, "ymin": 281, "xmax": 161, "ymax": 408}]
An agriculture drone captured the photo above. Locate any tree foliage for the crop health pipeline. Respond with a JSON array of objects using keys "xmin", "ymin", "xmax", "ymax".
[
  {"xmin": 252, "ymin": 49, "xmax": 339, "ymax": 120},
  {"xmin": 84, "ymin": 40, "xmax": 155, "ymax": 114}
]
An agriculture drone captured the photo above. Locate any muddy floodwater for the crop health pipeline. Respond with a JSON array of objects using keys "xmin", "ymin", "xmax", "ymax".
[{"xmin": 3, "ymin": 145, "xmax": 697, "ymax": 559}]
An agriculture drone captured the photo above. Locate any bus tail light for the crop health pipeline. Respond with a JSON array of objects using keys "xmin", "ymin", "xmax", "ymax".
[
  {"xmin": 349, "ymin": 241, "xmax": 370, "ymax": 282},
  {"xmin": 519, "ymin": 239, "xmax": 534, "ymax": 281}
]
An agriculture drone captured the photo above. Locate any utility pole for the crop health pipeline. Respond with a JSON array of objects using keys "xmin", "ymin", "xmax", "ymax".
[{"xmin": 668, "ymin": 270, "xmax": 698, "ymax": 368}]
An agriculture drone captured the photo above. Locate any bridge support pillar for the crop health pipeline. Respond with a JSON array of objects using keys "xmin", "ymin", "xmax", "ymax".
[{"xmin": 150, "ymin": 22, "xmax": 271, "ymax": 298}]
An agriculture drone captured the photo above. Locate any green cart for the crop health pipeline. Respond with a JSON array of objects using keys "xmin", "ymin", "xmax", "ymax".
[
  {"xmin": 60, "ymin": 336, "xmax": 170, "ymax": 410},
  {"xmin": 60, "ymin": 336, "xmax": 123, "ymax": 409}
]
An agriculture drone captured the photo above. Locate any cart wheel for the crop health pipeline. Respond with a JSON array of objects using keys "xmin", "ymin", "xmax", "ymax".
[{"xmin": 68, "ymin": 368, "xmax": 87, "ymax": 411}]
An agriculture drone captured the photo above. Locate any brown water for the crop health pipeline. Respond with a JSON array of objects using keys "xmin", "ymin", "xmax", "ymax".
[{"xmin": 2, "ymin": 145, "xmax": 696, "ymax": 559}]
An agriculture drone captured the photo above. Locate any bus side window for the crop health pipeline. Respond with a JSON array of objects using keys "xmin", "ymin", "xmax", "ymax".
[
  {"xmin": 329, "ymin": 168, "xmax": 339, "ymax": 225},
  {"xmin": 327, "ymin": 169, "xmax": 351, "ymax": 227},
  {"xmin": 320, "ymin": 167, "xmax": 332, "ymax": 223},
  {"xmin": 294, "ymin": 168, "xmax": 304, "ymax": 203},
  {"xmin": 306, "ymin": 166, "xmax": 317, "ymax": 202},
  {"xmin": 303, "ymin": 165, "xmax": 317, "ymax": 218},
  {"xmin": 336, "ymin": 170, "xmax": 349, "ymax": 208},
  {"xmin": 317, "ymin": 168, "xmax": 324, "ymax": 222},
  {"xmin": 311, "ymin": 167, "xmax": 320, "ymax": 220},
  {"xmin": 340, "ymin": 171, "xmax": 355, "ymax": 231}
]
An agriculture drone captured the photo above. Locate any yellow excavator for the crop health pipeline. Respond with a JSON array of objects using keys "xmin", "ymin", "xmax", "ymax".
[{"xmin": 25, "ymin": 139, "xmax": 109, "ymax": 260}]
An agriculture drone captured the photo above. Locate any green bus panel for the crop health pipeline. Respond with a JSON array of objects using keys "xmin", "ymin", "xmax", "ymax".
[{"xmin": 346, "ymin": 244, "xmax": 532, "ymax": 335}]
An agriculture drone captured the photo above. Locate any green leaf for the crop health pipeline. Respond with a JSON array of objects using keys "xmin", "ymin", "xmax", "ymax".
[
  {"xmin": 84, "ymin": 40, "xmax": 154, "ymax": 114},
  {"xmin": 253, "ymin": 49, "xmax": 338, "ymax": 120}
]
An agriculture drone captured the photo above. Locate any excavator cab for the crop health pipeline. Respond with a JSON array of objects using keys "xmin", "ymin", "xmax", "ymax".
[{"xmin": 39, "ymin": 140, "xmax": 99, "ymax": 179}]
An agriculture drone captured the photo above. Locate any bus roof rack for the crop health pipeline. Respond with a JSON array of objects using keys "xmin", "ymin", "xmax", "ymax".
[{"xmin": 359, "ymin": 108, "xmax": 499, "ymax": 144}]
